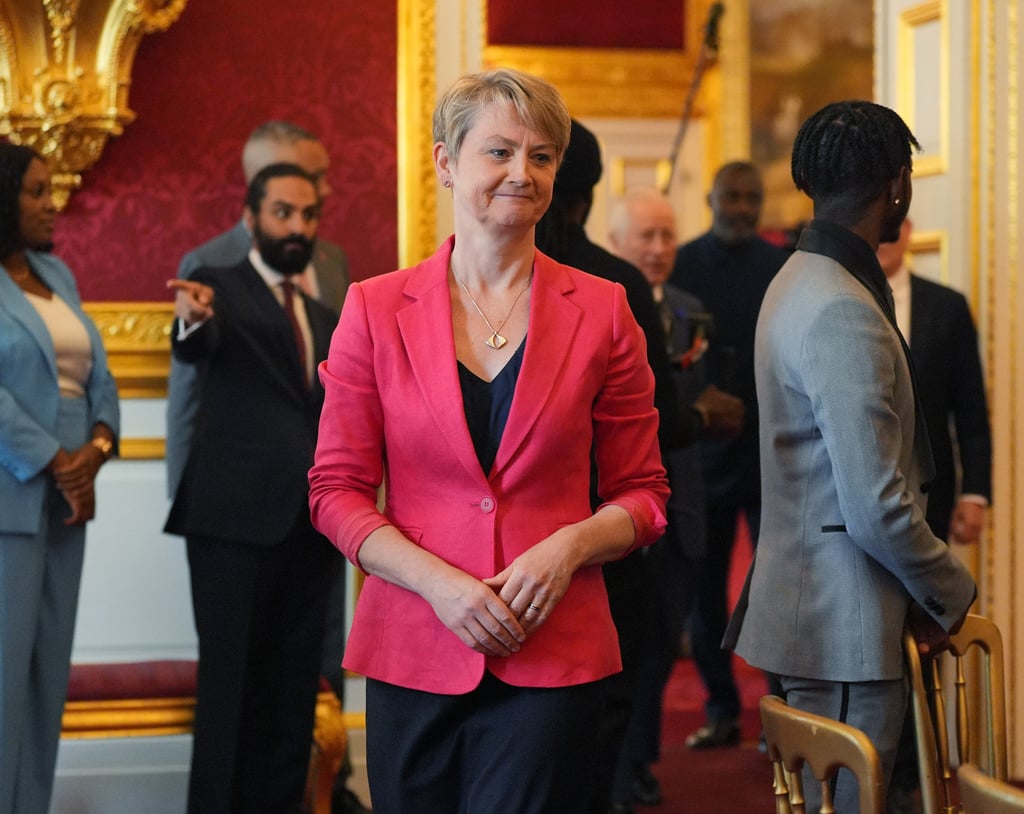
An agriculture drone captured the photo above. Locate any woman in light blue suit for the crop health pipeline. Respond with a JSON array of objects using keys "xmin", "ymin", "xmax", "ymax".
[{"xmin": 0, "ymin": 143, "xmax": 119, "ymax": 814}]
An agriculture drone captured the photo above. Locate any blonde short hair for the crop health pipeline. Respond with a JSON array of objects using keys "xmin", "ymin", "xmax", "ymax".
[{"xmin": 432, "ymin": 68, "xmax": 571, "ymax": 164}]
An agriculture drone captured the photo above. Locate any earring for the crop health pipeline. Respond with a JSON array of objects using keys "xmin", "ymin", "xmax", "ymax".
[
  {"xmin": 443, "ymin": 179, "xmax": 451, "ymax": 188},
  {"xmin": 893, "ymin": 197, "xmax": 901, "ymax": 206}
]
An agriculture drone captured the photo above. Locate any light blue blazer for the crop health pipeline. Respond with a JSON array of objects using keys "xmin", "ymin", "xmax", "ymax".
[
  {"xmin": 727, "ymin": 245, "xmax": 975, "ymax": 683},
  {"xmin": 0, "ymin": 251, "xmax": 120, "ymax": 534}
]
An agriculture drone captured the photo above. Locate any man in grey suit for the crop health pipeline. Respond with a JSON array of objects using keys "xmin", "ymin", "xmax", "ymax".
[{"xmin": 725, "ymin": 101, "xmax": 976, "ymax": 813}]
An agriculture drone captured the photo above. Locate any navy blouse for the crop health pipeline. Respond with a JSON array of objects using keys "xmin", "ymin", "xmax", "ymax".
[{"xmin": 457, "ymin": 339, "xmax": 526, "ymax": 474}]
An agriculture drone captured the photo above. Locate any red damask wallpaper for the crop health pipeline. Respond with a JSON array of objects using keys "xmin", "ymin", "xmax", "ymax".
[
  {"xmin": 55, "ymin": 0, "xmax": 398, "ymax": 301},
  {"xmin": 487, "ymin": 0, "xmax": 684, "ymax": 49}
]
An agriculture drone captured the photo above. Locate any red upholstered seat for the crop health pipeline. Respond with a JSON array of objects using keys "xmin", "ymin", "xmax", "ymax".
[
  {"xmin": 66, "ymin": 659, "xmax": 198, "ymax": 702},
  {"xmin": 66, "ymin": 660, "xmax": 334, "ymax": 702}
]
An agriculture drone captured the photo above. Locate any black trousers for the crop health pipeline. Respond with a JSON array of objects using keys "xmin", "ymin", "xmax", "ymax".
[
  {"xmin": 689, "ymin": 500, "xmax": 760, "ymax": 723},
  {"xmin": 185, "ymin": 510, "xmax": 341, "ymax": 814},
  {"xmin": 366, "ymin": 671, "xmax": 606, "ymax": 814}
]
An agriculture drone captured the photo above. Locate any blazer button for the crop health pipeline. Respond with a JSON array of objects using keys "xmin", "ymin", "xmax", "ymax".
[{"xmin": 479, "ymin": 497, "xmax": 495, "ymax": 513}]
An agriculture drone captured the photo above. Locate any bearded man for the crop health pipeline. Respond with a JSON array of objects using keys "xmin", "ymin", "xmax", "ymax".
[{"xmin": 165, "ymin": 162, "xmax": 343, "ymax": 814}]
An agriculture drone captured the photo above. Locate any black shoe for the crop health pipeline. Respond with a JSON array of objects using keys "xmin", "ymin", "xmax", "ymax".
[
  {"xmin": 685, "ymin": 720, "xmax": 741, "ymax": 750},
  {"xmin": 629, "ymin": 764, "xmax": 662, "ymax": 805},
  {"xmin": 607, "ymin": 804, "xmax": 636, "ymax": 814},
  {"xmin": 332, "ymin": 786, "xmax": 372, "ymax": 814}
]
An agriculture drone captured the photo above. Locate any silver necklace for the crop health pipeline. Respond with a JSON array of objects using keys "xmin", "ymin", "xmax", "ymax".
[{"xmin": 452, "ymin": 264, "xmax": 532, "ymax": 350}]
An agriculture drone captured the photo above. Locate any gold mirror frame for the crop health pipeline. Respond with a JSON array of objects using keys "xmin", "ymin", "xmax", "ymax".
[{"xmin": 0, "ymin": 0, "xmax": 189, "ymax": 209}]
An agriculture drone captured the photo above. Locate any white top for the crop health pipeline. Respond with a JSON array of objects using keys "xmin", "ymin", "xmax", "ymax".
[{"xmin": 25, "ymin": 290, "xmax": 93, "ymax": 398}]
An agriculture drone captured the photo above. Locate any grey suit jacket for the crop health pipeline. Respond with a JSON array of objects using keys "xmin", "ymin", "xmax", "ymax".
[
  {"xmin": 165, "ymin": 221, "xmax": 349, "ymax": 496},
  {"xmin": 727, "ymin": 222, "xmax": 975, "ymax": 683}
]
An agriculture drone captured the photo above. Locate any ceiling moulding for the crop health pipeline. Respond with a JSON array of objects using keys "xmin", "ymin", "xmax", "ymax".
[
  {"xmin": 0, "ymin": 0, "xmax": 188, "ymax": 210},
  {"xmin": 482, "ymin": 45, "xmax": 708, "ymax": 119}
]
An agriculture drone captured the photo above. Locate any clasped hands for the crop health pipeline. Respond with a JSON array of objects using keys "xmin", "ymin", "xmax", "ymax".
[
  {"xmin": 428, "ymin": 540, "xmax": 574, "ymax": 658},
  {"xmin": 48, "ymin": 444, "xmax": 103, "ymax": 525}
]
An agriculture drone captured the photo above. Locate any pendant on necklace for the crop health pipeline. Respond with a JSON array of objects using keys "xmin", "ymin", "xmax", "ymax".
[{"xmin": 485, "ymin": 332, "xmax": 508, "ymax": 350}]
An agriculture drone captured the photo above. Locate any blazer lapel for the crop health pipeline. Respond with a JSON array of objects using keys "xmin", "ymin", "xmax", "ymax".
[
  {"xmin": 491, "ymin": 254, "xmax": 581, "ymax": 477},
  {"xmin": 0, "ymin": 262, "xmax": 58, "ymax": 383},
  {"xmin": 397, "ymin": 250, "xmax": 486, "ymax": 483}
]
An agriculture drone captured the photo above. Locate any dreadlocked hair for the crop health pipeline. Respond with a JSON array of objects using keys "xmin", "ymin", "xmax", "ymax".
[
  {"xmin": 0, "ymin": 142, "xmax": 40, "ymax": 260},
  {"xmin": 791, "ymin": 101, "xmax": 920, "ymax": 214}
]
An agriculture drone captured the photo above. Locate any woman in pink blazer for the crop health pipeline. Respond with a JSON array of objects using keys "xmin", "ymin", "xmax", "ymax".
[{"xmin": 309, "ymin": 69, "xmax": 669, "ymax": 814}]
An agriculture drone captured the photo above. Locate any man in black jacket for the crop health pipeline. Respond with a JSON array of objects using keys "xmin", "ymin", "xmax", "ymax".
[{"xmin": 166, "ymin": 163, "xmax": 342, "ymax": 814}]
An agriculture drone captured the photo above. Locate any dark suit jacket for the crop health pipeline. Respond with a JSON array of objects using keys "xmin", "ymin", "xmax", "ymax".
[
  {"xmin": 557, "ymin": 224, "xmax": 699, "ymax": 451},
  {"xmin": 165, "ymin": 222, "xmax": 349, "ymax": 497},
  {"xmin": 672, "ymin": 231, "xmax": 788, "ymax": 505},
  {"xmin": 165, "ymin": 258, "xmax": 338, "ymax": 545},
  {"xmin": 908, "ymin": 274, "xmax": 992, "ymax": 540},
  {"xmin": 660, "ymin": 283, "xmax": 708, "ymax": 557}
]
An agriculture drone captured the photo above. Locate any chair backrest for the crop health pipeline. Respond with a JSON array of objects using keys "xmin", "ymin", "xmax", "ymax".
[
  {"xmin": 759, "ymin": 694, "xmax": 885, "ymax": 814},
  {"xmin": 959, "ymin": 763, "xmax": 1024, "ymax": 814},
  {"xmin": 904, "ymin": 613, "xmax": 1008, "ymax": 814}
]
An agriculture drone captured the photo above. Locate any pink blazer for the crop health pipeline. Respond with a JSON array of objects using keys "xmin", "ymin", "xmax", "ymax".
[{"xmin": 309, "ymin": 237, "xmax": 669, "ymax": 694}]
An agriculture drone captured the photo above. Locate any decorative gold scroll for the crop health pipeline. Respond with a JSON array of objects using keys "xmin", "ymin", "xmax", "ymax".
[
  {"xmin": 83, "ymin": 301, "xmax": 172, "ymax": 399},
  {"xmin": 0, "ymin": 0, "xmax": 189, "ymax": 209}
]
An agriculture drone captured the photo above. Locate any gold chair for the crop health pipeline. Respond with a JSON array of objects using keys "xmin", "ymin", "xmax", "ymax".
[
  {"xmin": 759, "ymin": 694, "xmax": 885, "ymax": 814},
  {"xmin": 904, "ymin": 613, "xmax": 1008, "ymax": 814},
  {"xmin": 959, "ymin": 763, "xmax": 1024, "ymax": 814}
]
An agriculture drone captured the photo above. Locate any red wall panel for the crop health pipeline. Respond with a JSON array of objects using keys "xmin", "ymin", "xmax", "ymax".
[
  {"xmin": 54, "ymin": 0, "xmax": 398, "ymax": 301},
  {"xmin": 487, "ymin": 0, "xmax": 684, "ymax": 49}
]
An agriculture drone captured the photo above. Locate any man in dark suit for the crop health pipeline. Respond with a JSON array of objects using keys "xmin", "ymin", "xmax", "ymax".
[
  {"xmin": 165, "ymin": 163, "xmax": 342, "ymax": 814},
  {"xmin": 607, "ymin": 187, "xmax": 719, "ymax": 811},
  {"xmin": 670, "ymin": 161, "xmax": 789, "ymax": 749},
  {"xmin": 166, "ymin": 122, "xmax": 367, "ymax": 814},
  {"xmin": 877, "ymin": 218, "xmax": 991, "ymax": 814},
  {"xmin": 877, "ymin": 218, "xmax": 991, "ymax": 543}
]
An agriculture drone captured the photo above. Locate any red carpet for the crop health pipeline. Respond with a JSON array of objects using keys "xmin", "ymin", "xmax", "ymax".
[
  {"xmin": 652, "ymin": 657, "xmax": 775, "ymax": 813},
  {"xmin": 646, "ymin": 517, "xmax": 776, "ymax": 813}
]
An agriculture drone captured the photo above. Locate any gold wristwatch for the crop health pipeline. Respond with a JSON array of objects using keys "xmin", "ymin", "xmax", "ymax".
[{"xmin": 90, "ymin": 436, "xmax": 114, "ymax": 462}]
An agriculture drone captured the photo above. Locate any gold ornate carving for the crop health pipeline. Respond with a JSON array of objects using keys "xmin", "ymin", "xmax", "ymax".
[
  {"xmin": 312, "ymin": 691, "xmax": 348, "ymax": 777},
  {"xmin": 83, "ymin": 301, "xmax": 172, "ymax": 399},
  {"xmin": 0, "ymin": 0, "xmax": 188, "ymax": 209}
]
